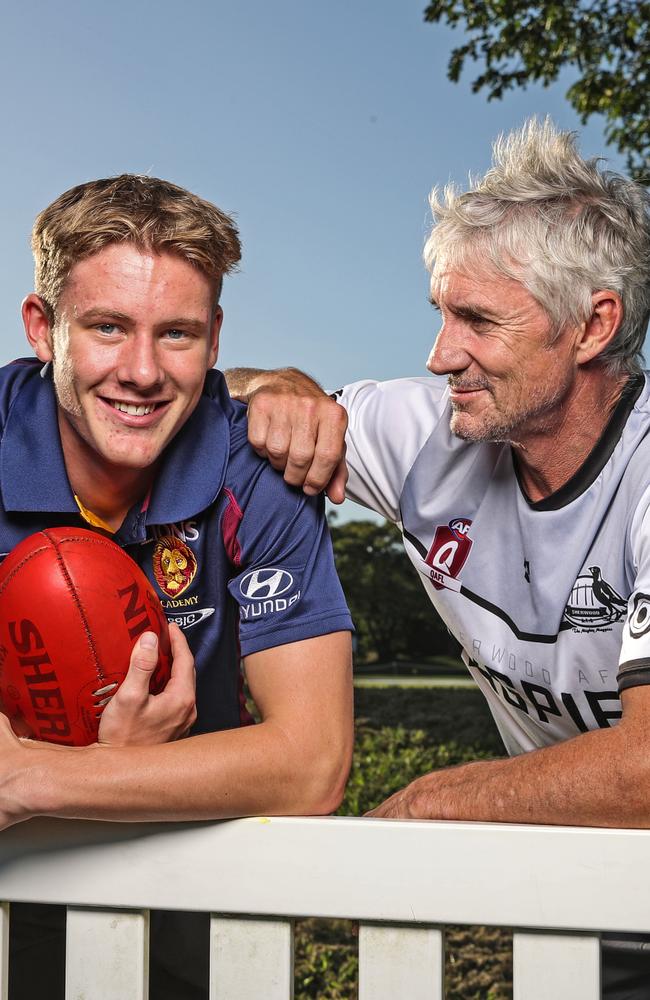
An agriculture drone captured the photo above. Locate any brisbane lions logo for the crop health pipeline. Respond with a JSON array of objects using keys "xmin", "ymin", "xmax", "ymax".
[{"xmin": 153, "ymin": 537, "xmax": 197, "ymax": 597}]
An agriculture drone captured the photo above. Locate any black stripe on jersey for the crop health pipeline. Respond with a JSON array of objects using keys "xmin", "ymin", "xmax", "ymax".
[
  {"xmin": 402, "ymin": 526, "xmax": 429, "ymax": 559},
  {"xmin": 617, "ymin": 658, "xmax": 650, "ymax": 693},
  {"xmin": 516, "ymin": 374, "xmax": 644, "ymax": 511},
  {"xmin": 459, "ymin": 584, "xmax": 571, "ymax": 644},
  {"xmin": 403, "ymin": 526, "xmax": 570, "ymax": 644}
]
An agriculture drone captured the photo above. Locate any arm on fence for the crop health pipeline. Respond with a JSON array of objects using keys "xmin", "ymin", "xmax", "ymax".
[
  {"xmin": 0, "ymin": 631, "xmax": 352, "ymax": 829},
  {"xmin": 368, "ymin": 684, "xmax": 650, "ymax": 827}
]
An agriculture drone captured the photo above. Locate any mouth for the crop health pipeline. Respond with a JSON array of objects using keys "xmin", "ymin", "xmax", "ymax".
[
  {"xmin": 98, "ymin": 397, "xmax": 171, "ymax": 425},
  {"xmin": 449, "ymin": 386, "xmax": 489, "ymax": 403},
  {"xmin": 448, "ymin": 379, "xmax": 492, "ymax": 404},
  {"xmin": 110, "ymin": 399, "xmax": 156, "ymax": 417},
  {"xmin": 110, "ymin": 400, "xmax": 157, "ymax": 416}
]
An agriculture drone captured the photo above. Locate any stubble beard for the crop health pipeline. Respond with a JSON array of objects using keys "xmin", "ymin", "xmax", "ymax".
[{"xmin": 449, "ymin": 377, "xmax": 569, "ymax": 444}]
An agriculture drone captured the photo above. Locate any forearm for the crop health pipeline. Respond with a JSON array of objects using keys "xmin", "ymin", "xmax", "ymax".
[
  {"xmin": 377, "ymin": 723, "xmax": 650, "ymax": 827},
  {"xmin": 8, "ymin": 718, "xmax": 348, "ymax": 825},
  {"xmin": 224, "ymin": 367, "xmax": 272, "ymax": 399},
  {"xmin": 224, "ymin": 367, "xmax": 323, "ymax": 401}
]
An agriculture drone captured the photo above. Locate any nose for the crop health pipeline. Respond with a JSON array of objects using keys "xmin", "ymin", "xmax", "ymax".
[
  {"xmin": 117, "ymin": 334, "xmax": 164, "ymax": 390},
  {"xmin": 426, "ymin": 320, "xmax": 472, "ymax": 376}
]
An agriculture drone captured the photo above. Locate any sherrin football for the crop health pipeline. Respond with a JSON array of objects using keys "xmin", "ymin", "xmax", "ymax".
[{"xmin": 0, "ymin": 528, "xmax": 172, "ymax": 746}]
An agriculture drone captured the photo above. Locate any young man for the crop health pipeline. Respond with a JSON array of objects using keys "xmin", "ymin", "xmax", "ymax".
[
  {"xmin": 0, "ymin": 174, "xmax": 353, "ymax": 999},
  {"xmin": 228, "ymin": 120, "xmax": 650, "ymax": 998}
]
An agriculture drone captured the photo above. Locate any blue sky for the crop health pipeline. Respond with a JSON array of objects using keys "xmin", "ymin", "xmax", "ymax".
[{"xmin": 1, "ymin": 1, "xmax": 629, "ymax": 517}]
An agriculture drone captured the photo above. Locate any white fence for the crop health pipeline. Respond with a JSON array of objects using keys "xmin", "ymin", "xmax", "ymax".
[{"xmin": 1, "ymin": 815, "xmax": 649, "ymax": 998}]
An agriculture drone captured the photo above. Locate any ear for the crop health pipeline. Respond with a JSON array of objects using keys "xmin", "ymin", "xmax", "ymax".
[
  {"xmin": 207, "ymin": 305, "xmax": 223, "ymax": 369},
  {"xmin": 22, "ymin": 294, "xmax": 54, "ymax": 363},
  {"xmin": 575, "ymin": 290, "xmax": 623, "ymax": 365}
]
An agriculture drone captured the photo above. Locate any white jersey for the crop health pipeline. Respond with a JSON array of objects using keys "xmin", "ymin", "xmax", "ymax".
[{"xmin": 337, "ymin": 374, "xmax": 650, "ymax": 756}]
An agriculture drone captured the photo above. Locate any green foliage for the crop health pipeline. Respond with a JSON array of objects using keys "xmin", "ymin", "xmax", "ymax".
[
  {"xmin": 295, "ymin": 920, "xmax": 358, "ymax": 1000},
  {"xmin": 423, "ymin": 0, "xmax": 650, "ymax": 179},
  {"xmin": 329, "ymin": 518, "xmax": 459, "ymax": 662},
  {"xmin": 445, "ymin": 925, "xmax": 513, "ymax": 1000},
  {"xmin": 354, "ymin": 685, "xmax": 506, "ymax": 754},
  {"xmin": 341, "ymin": 723, "xmax": 490, "ymax": 815},
  {"xmin": 295, "ymin": 918, "xmax": 512, "ymax": 1000}
]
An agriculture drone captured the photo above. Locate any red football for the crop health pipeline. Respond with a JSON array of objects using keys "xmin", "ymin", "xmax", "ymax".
[{"xmin": 0, "ymin": 527, "xmax": 172, "ymax": 746}]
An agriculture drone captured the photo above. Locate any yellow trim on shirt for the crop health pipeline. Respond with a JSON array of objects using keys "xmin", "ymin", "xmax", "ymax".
[{"xmin": 74, "ymin": 495, "xmax": 115, "ymax": 534}]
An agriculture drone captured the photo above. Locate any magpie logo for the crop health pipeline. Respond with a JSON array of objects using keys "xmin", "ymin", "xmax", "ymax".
[
  {"xmin": 240, "ymin": 568, "xmax": 295, "ymax": 600},
  {"xmin": 563, "ymin": 567, "xmax": 627, "ymax": 630}
]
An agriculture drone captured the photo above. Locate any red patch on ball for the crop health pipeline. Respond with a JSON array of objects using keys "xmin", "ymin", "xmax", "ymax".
[{"xmin": 0, "ymin": 528, "xmax": 172, "ymax": 746}]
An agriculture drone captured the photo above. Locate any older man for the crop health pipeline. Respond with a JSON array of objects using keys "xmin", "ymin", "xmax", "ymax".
[{"xmin": 227, "ymin": 119, "xmax": 650, "ymax": 996}]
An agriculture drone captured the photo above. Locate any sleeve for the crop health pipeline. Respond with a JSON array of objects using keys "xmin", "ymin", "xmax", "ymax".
[
  {"xmin": 334, "ymin": 377, "xmax": 448, "ymax": 523},
  {"xmin": 226, "ymin": 464, "xmax": 353, "ymax": 657},
  {"xmin": 617, "ymin": 493, "xmax": 650, "ymax": 692}
]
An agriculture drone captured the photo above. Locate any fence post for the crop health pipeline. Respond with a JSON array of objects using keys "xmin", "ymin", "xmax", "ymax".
[
  {"xmin": 65, "ymin": 906, "xmax": 149, "ymax": 1000},
  {"xmin": 513, "ymin": 930, "xmax": 600, "ymax": 1000},
  {"xmin": 210, "ymin": 915, "xmax": 294, "ymax": 1000},
  {"xmin": 359, "ymin": 923, "xmax": 444, "ymax": 1000}
]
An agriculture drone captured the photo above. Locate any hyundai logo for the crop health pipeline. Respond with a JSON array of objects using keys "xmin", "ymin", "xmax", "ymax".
[{"xmin": 240, "ymin": 568, "xmax": 295, "ymax": 599}]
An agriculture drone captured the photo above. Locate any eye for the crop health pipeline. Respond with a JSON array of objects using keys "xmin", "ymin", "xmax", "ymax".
[
  {"xmin": 462, "ymin": 312, "xmax": 492, "ymax": 332},
  {"xmin": 164, "ymin": 328, "xmax": 189, "ymax": 341},
  {"xmin": 96, "ymin": 323, "xmax": 119, "ymax": 336}
]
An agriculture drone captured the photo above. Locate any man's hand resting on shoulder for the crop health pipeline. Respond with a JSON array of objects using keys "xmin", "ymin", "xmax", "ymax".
[{"xmin": 225, "ymin": 367, "xmax": 348, "ymax": 503}]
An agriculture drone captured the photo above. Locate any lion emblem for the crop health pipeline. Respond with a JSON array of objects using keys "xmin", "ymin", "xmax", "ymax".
[{"xmin": 153, "ymin": 537, "xmax": 197, "ymax": 597}]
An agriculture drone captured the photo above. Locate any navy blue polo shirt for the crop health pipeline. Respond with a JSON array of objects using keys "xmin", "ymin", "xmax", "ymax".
[{"xmin": 0, "ymin": 359, "xmax": 352, "ymax": 734}]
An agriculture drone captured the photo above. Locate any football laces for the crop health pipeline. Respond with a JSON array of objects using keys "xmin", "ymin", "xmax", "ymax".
[{"xmin": 93, "ymin": 681, "xmax": 119, "ymax": 714}]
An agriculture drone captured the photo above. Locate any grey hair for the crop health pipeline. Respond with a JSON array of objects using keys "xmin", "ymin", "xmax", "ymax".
[{"xmin": 424, "ymin": 118, "xmax": 650, "ymax": 375}]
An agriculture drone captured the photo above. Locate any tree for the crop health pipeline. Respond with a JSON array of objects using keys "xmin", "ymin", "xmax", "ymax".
[
  {"xmin": 423, "ymin": 0, "xmax": 650, "ymax": 179},
  {"xmin": 329, "ymin": 517, "xmax": 458, "ymax": 663}
]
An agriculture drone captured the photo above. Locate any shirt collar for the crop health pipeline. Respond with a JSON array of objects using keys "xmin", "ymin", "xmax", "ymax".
[
  {"xmin": 144, "ymin": 379, "xmax": 230, "ymax": 525},
  {"xmin": 1, "ymin": 364, "xmax": 231, "ymax": 525},
  {"xmin": 1, "ymin": 364, "xmax": 77, "ymax": 513}
]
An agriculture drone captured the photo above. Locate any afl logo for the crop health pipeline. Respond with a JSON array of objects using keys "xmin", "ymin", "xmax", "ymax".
[
  {"xmin": 240, "ymin": 568, "xmax": 294, "ymax": 600},
  {"xmin": 563, "ymin": 567, "xmax": 627, "ymax": 630},
  {"xmin": 629, "ymin": 593, "xmax": 650, "ymax": 638},
  {"xmin": 449, "ymin": 518, "xmax": 472, "ymax": 539}
]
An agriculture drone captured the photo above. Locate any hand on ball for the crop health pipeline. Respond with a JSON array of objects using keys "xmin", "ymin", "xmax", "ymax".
[{"xmin": 97, "ymin": 623, "xmax": 197, "ymax": 746}]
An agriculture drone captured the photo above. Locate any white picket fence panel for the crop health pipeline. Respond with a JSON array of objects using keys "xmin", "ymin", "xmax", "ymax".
[{"xmin": 1, "ymin": 815, "xmax": 649, "ymax": 998}]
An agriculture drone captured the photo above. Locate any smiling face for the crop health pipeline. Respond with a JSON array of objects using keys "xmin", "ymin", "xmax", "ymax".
[
  {"xmin": 24, "ymin": 243, "xmax": 221, "ymax": 494},
  {"xmin": 426, "ymin": 265, "xmax": 581, "ymax": 444}
]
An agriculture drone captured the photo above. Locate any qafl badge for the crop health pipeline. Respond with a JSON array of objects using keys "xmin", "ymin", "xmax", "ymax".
[
  {"xmin": 425, "ymin": 517, "xmax": 473, "ymax": 591},
  {"xmin": 153, "ymin": 536, "xmax": 197, "ymax": 597}
]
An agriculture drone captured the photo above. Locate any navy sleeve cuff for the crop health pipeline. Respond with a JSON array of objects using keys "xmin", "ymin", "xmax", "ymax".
[{"xmin": 240, "ymin": 611, "xmax": 354, "ymax": 657}]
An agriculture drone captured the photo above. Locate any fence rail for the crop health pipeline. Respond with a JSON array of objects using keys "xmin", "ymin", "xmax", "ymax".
[{"xmin": 1, "ymin": 815, "xmax": 649, "ymax": 998}]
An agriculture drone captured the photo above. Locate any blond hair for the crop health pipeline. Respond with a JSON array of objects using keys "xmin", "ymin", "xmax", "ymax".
[{"xmin": 32, "ymin": 174, "xmax": 242, "ymax": 321}]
